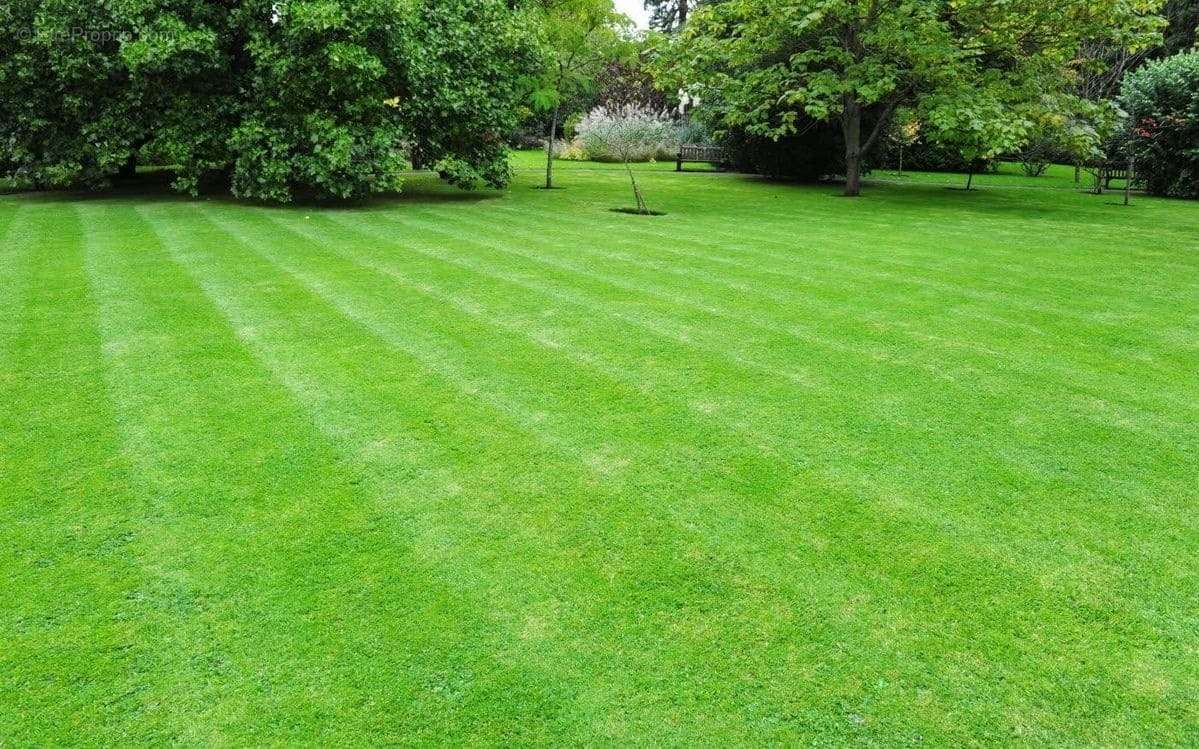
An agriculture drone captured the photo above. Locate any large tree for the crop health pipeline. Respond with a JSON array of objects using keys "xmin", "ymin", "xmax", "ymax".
[
  {"xmin": 654, "ymin": 0, "xmax": 1164, "ymax": 196},
  {"xmin": 0, "ymin": 0, "xmax": 537, "ymax": 202},
  {"xmin": 1077, "ymin": 0, "xmax": 1195, "ymax": 103}
]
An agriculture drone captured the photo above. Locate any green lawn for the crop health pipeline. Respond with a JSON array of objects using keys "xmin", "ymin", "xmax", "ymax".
[{"xmin": 2, "ymin": 153, "xmax": 1197, "ymax": 745}]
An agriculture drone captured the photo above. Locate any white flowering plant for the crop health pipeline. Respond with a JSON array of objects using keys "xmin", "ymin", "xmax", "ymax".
[{"xmin": 573, "ymin": 105, "xmax": 679, "ymax": 163}]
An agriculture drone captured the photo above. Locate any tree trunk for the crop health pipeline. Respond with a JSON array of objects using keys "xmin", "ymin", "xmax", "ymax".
[
  {"xmin": 965, "ymin": 164, "xmax": 975, "ymax": 190},
  {"xmin": 117, "ymin": 152, "xmax": 137, "ymax": 181},
  {"xmin": 625, "ymin": 160, "xmax": 648, "ymax": 214},
  {"xmin": 897, "ymin": 144, "xmax": 903, "ymax": 177},
  {"xmin": 841, "ymin": 100, "xmax": 863, "ymax": 197},
  {"xmin": 545, "ymin": 105, "xmax": 560, "ymax": 190},
  {"xmin": 1124, "ymin": 152, "xmax": 1134, "ymax": 206},
  {"xmin": 678, "ymin": 0, "xmax": 688, "ymax": 27}
]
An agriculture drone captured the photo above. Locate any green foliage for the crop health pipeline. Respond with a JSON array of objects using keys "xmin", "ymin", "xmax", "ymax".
[
  {"xmin": 921, "ymin": 87, "xmax": 1032, "ymax": 166},
  {"xmin": 652, "ymin": 0, "xmax": 1165, "ymax": 194},
  {"xmin": 0, "ymin": 0, "xmax": 536, "ymax": 201},
  {"xmin": 524, "ymin": 0, "xmax": 633, "ymax": 187},
  {"xmin": 1162, "ymin": 0, "xmax": 1199, "ymax": 55},
  {"xmin": 525, "ymin": 0, "xmax": 631, "ymax": 114},
  {"xmin": 399, "ymin": 0, "xmax": 540, "ymax": 191},
  {"xmin": 0, "ymin": 0, "xmax": 144, "ymax": 188},
  {"xmin": 1121, "ymin": 52, "xmax": 1199, "ymax": 197},
  {"xmin": 574, "ymin": 104, "xmax": 677, "ymax": 162}
]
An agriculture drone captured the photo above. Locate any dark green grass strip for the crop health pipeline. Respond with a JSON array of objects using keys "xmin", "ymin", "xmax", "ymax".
[{"xmin": 0, "ymin": 203, "xmax": 147, "ymax": 743}]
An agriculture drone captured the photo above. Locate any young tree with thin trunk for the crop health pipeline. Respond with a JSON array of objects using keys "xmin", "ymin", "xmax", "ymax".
[
  {"xmin": 885, "ymin": 109, "xmax": 920, "ymax": 176},
  {"xmin": 527, "ymin": 0, "xmax": 631, "ymax": 190},
  {"xmin": 596, "ymin": 108, "xmax": 674, "ymax": 213}
]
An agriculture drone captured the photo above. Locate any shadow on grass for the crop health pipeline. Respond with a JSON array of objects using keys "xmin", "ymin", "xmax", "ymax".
[
  {"xmin": 2, "ymin": 169, "xmax": 503, "ymax": 213},
  {"xmin": 610, "ymin": 208, "xmax": 668, "ymax": 217}
]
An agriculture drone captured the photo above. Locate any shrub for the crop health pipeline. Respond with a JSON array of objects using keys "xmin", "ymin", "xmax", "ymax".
[
  {"xmin": 1120, "ymin": 53, "xmax": 1199, "ymax": 199},
  {"xmin": 675, "ymin": 118, "xmax": 714, "ymax": 147},
  {"xmin": 573, "ymin": 105, "xmax": 677, "ymax": 162},
  {"xmin": 721, "ymin": 125, "xmax": 846, "ymax": 181},
  {"xmin": 1019, "ymin": 140, "xmax": 1054, "ymax": 177},
  {"xmin": 717, "ymin": 113, "xmax": 881, "ymax": 182},
  {"xmin": 0, "ymin": 176, "xmax": 32, "ymax": 194},
  {"xmin": 0, "ymin": 0, "xmax": 536, "ymax": 203},
  {"xmin": 552, "ymin": 140, "xmax": 588, "ymax": 161}
]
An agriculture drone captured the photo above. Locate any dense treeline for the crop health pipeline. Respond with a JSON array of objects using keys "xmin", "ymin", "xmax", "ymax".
[
  {"xmin": 652, "ymin": 0, "xmax": 1167, "ymax": 196},
  {"xmin": 3, "ymin": 0, "xmax": 1194, "ymax": 201}
]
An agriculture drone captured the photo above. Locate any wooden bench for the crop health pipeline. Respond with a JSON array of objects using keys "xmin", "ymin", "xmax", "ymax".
[
  {"xmin": 1096, "ymin": 160, "xmax": 1141, "ymax": 190},
  {"xmin": 676, "ymin": 144, "xmax": 728, "ymax": 171}
]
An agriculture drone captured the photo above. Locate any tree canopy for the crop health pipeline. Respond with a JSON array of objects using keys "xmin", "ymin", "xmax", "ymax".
[
  {"xmin": 1162, "ymin": 0, "xmax": 1199, "ymax": 55},
  {"xmin": 0, "ymin": 0, "xmax": 537, "ymax": 202},
  {"xmin": 654, "ymin": 0, "xmax": 1165, "ymax": 195},
  {"xmin": 525, "ymin": 0, "xmax": 633, "ymax": 188}
]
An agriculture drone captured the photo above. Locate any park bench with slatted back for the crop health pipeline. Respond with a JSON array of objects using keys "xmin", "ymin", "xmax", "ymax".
[
  {"xmin": 676, "ymin": 144, "xmax": 729, "ymax": 171},
  {"xmin": 1097, "ymin": 160, "xmax": 1142, "ymax": 190}
]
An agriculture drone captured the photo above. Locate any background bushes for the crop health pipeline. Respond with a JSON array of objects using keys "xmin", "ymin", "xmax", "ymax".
[
  {"xmin": 571, "ymin": 105, "xmax": 679, "ymax": 162},
  {"xmin": 1121, "ymin": 52, "xmax": 1199, "ymax": 199}
]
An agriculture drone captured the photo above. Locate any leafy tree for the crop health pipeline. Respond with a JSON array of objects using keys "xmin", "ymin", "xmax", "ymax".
[
  {"xmin": 0, "ymin": 0, "xmax": 537, "ymax": 202},
  {"xmin": 526, "ymin": 0, "xmax": 632, "ymax": 189},
  {"xmin": 1121, "ymin": 52, "xmax": 1199, "ymax": 198},
  {"xmin": 396, "ymin": 0, "xmax": 541, "ymax": 193},
  {"xmin": 654, "ymin": 0, "xmax": 1164, "ymax": 196},
  {"xmin": 1077, "ymin": 0, "xmax": 1194, "ymax": 105},
  {"xmin": 0, "ymin": 0, "xmax": 147, "ymax": 188}
]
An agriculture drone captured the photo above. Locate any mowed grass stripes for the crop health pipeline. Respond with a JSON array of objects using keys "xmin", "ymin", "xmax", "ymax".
[{"xmin": 1, "ymin": 157, "xmax": 1197, "ymax": 745}]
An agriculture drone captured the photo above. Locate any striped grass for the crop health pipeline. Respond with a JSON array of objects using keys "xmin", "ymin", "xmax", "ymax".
[{"xmin": 1, "ymin": 154, "xmax": 1197, "ymax": 744}]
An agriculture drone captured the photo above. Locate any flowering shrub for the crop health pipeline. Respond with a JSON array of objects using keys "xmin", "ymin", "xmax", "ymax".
[
  {"xmin": 1120, "ymin": 53, "xmax": 1199, "ymax": 199},
  {"xmin": 552, "ymin": 139, "xmax": 589, "ymax": 161},
  {"xmin": 573, "ymin": 105, "xmax": 679, "ymax": 162}
]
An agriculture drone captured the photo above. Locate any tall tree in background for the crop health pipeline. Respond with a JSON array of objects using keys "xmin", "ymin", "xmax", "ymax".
[
  {"xmin": 1079, "ymin": 0, "xmax": 1195, "ymax": 103},
  {"xmin": 655, "ymin": 0, "xmax": 1164, "ymax": 196},
  {"xmin": 1162, "ymin": 0, "xmax": 1199, "ymax": 54},
  {"xmin": 645, "ymin": 0, "xmax": 699, "ymax": 32},
  {"xmin": 527, "ymin": 0, "xmax": 631, "ymax": 189}
]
